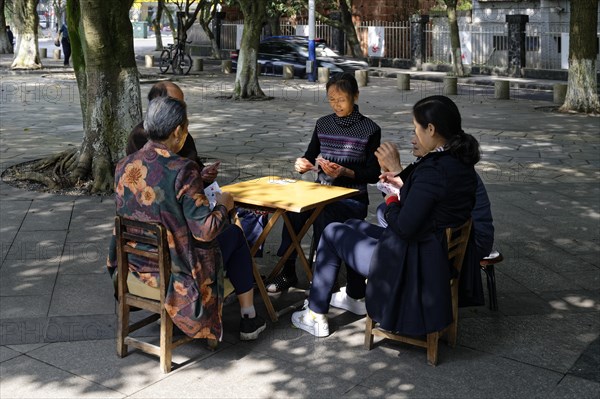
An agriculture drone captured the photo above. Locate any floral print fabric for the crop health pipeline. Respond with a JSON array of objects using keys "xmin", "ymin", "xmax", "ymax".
[{"xmin": 107, "ymin": 141, "xmax": 228, "ymax": 340}]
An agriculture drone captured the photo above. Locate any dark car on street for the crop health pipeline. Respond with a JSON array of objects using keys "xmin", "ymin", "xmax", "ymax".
[{"xmin": 230, "ymin": 36, "xmax": 368, "ymax": 78}]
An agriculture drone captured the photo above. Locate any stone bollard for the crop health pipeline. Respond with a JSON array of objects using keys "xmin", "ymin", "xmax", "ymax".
[
  {"xmin": 222, "ymin": 60, "xmax": 232, "ymax": 74},
  {"xmin": 282, "ymin": 64, "xmax": 294, "ymax": 79},
  {"xmin": 355, "ymin": 69, "xmax": 368, "ymax": 87},
  {"xmin": 145, "ymin": 54, "xmax": 154, "ymax": 68},
  {"xmin": 397, "ymin": 73, "xmax": 410, "ymax": 90},
  {"xmin": 192, "ymin": 57, "xmax": 203, "ymax": 72},
  {"xmin": 39, "ymin": 48, "xmax": 47, "ymax": 58},
  {"xmin": 494, "ymin": 80, "xmax": 510, "ymax": 100},
  {"xmin": 553, "ymin": 83, "xmax": 568, "ymax": 104},
  {"xmin": 53, "ymin": 49, "xmax": 61, "ymax": 60},
  {"xmin": 317, "ymin": 67, "xmax": 329, "ymax": 83},
  {"xmin": 443, "ymin": 76, "xmax": 457, "ymax": 95}
]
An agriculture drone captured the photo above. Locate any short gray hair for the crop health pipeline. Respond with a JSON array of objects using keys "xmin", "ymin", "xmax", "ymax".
[{"xmin": 144, "ymin": 96, "xmax": 187, "ymax": 141}]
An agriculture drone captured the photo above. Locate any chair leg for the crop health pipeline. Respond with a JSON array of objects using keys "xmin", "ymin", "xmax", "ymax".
[
  {"xmin": 116, "ymin": 299, "xmax": 129, "ymax": 358},
  {"xmin": 426, "ymin": 332, "xmax": 439, "ymax": 366},
  {"xmin": 364, "ymin": 315, "xmax": 375, "ymax": 350},
  {"xmin": 485, "ymin": 265, "xmax": 499, "ymax": 311},
  {"xmin": 159, "ymin": 308, "xmax": 173, "ymax": 373}
]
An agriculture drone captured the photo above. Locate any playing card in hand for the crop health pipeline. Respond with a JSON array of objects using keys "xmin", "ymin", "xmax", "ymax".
[{"xmin": 204, "ymin": 181, "xmax": 221, "ymax": 209}]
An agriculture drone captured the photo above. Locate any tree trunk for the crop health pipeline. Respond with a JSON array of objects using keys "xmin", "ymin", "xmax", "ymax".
[
  {"xmin": 234, "ymin": 0, "xmax": 267, "ymax": 99},
  {"xmin": 68, "ymin": 0, "xmax": 142, "ymax": 193},
  {"xmin": 266, "ymin": 13, "xmax": 281, "ymax": 37},
  {"xmin": 560, "ymin": 0, "xmax": 600, "ymax": 114},
  {"xmin": 198, "ymin": 18, "xmax": 221, "ymax": 59},
  {"xmin": 11, "ymin": 0, "xmax": 41, "ymax": 69},
  {"xmin": 153, "ymin": 0, "xmax": 164, "ymax": 51},
  {"xmin": 53, "ymin": 0, "xmax": 65, "ymax": 31},
  {"xmin": 339, "ymin": 0, "xmax": 362, "ymax": 58},
  {"xmin": 163, "ymin": 5, "xmax": 177, "ymax": 42},
  {"xmin": 0, "ymin": 0, "xmax": 14, "ymax": 54},
  {"xmin": 446, "ymin": 1, "xmax": 465, "ymax": 77}
]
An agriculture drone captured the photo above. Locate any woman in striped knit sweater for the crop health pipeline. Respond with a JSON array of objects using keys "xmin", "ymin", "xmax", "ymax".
[{"xmin": 267, "ymin": 72, "xmax": 382, "ymax": 293}]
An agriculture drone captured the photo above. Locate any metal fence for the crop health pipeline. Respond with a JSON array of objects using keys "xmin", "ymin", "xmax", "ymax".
[
  {"xmin": 357, "ymin": 20, "xmax": 411, "ymax": 60},
  {"xmin": 215, "ymin": 19, "xmax": 598, "ymax": 72}
]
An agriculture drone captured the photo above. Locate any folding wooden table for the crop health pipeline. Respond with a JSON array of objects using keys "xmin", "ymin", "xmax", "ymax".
[{"xmin": 221, "ymin": 176, "xmax": 358, "ymax": 322}]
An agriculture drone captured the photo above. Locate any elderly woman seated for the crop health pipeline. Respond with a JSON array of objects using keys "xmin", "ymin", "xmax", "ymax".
[{"xmin": 107, "ymin": 96, "xmax": 266, "ymax": 341}]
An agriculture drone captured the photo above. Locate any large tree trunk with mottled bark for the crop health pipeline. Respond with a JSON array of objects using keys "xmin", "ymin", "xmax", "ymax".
[
  {"xmin": 560, "ymin": 0, "xmax": 600, "ymax": 114},
  {"xmin": 153, "ymin": 0, "xmax": 164, "ymax": 51},
  {"xmin": 446, "ymin": 0, "xmax": 465, "ymax": 77},
  {"xmin": 67, "ymin": 0, "xmax": 142, "ymax": 193},
  {"xmin": 339, "ymin": 0, "xmax": 362, "ymax": 58},
  {"xmin": 234, "ymin": 0, "xmax": 267, "ymax": 99},
  {"xmin": 11, "ymin": 0, "xmax": 41, "ymax": 69},
  {"xmin": 0, "ymin": 0, "xmax": 14, "ymax": 54}
]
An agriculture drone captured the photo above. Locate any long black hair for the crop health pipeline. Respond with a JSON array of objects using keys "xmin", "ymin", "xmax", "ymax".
[{"xmin": 413, "ymin": 95, "xmax": 480, "ymax": 165}]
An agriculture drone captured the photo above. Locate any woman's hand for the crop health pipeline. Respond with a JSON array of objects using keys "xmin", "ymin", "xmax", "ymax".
[
  {"xmin": 375, "ymin": 142, "xmax": 402, "ymax": 173},
  {"xmin": 201, "ymin": 161, "xmax": 220, "ymax": 183},
  {"xmin": 294, "ymin": 157, "xmax": 314, "ymax": 174},
  {"xmin": 215, "ymin": 191, "xmax": 234, "ymax": 212},
  {"xmin": 379, "ymin": 171, "xmax": 404, "ymax": 189},
  {"xmin": 319, "ymin": 158, "xmax": 353, "ymax": 179}
]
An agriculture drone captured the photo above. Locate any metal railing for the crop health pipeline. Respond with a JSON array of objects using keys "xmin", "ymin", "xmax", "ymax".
[{"xmin": 210, "ymin": 19, "xmax": 598, "ymax": 72}]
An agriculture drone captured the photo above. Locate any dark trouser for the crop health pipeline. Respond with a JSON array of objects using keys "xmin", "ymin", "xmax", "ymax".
[
  {"xmin": 277, "ymin": 198, "xmax": 367, "ymax": 276},
  {"xmin": 217, "ymin": 224, "xmax": 254, "ymax": 294},
  {"xmin": 308, "ymin": 219, "xmax": 385, "ymax": 314},
  {"xmin": 61, "ymin": 39, "xmax": 71, "ymax": 65},
  {"xmin": 237, "ymin": 208, "xmax": 268, "ymax": 257}
]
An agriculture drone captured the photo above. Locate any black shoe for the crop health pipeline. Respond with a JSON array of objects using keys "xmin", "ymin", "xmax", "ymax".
[
  {"xmin": 240, "ymin": 314, "xmax": 266, "ymax": 341},
  {"xmin": 266, "ymin": 273, "xmax": 298, "ymax": 293}
]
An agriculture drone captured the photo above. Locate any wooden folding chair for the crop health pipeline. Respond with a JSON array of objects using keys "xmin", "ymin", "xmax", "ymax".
[
  {"xmin": 115, "ymin": 216, "xmax": 193, "ymax": 373},
  {"xmin": 364, "ymin": 219, "xmax": 472, "ymax": 366}
]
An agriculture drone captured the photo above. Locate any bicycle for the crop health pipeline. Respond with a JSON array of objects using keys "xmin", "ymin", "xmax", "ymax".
[{"xmin": 159, "ymin": 39, "xmax": 192, "ymax": 75}]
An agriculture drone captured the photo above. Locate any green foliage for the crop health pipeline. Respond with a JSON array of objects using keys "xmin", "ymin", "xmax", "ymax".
[
  {"xmin": 266, "ymin": 0, "xmax": 304, "ymax": 18},
  {"xmin": 431, "ymin": 0, "xmax": 472, "ymax": 12}
]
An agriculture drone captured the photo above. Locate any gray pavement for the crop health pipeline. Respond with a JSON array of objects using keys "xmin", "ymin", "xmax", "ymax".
[{"xmin": 0, "ymin": 44, "xmax": 599, "ymax": 398}]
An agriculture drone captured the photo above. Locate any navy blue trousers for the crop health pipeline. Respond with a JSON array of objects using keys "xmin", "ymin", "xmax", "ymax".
[
  {"xmin": 277, "ymin": 198, "xmax": 367, "ymax": 267},
  {"xmin": 308, "ymin": 219, "xmax": 385, "ymax": 314},
  {"xmin": 217, "ymin": 224, "xmax": 254, "ymax": 294}
]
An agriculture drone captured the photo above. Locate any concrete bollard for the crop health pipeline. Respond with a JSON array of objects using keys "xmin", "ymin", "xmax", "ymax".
[
  {"xmin": 317, "ymin": 67, "xmax": 330, "ymax": 83},
  {"xmin": 53, "ymin": 49, "xmax": 61, "ymax": 60},
  {"xmin": 494, "ymin": 80, "xmax": 510, "ymax": 100},
  {"xmin": 355, "ymin": 69, "xmax": 368, "ymax": 87},
  {"xmin": 443, "ymin": 76, "xmax": 457, "ymax": 95},
  {"xmin": 144, "ymin": 54, "xmax": 154, "ymax": 68},
  {"xmin": 222, "ymin": 60, "xmax": 232, "ymax": 74},
  {"xmin": 282, "ymin": 64, "xmax": 294, "ymax": 79},
  {"xmin": 553, "ymin": 83, "xmax": 568, "ymax": 104},
  {"xmin": 192, "ymin": 57, "xmax": 203, "ymax": 72},
  {"xmin": 39, "ymin": 48, "xmax": 47, "ymax": 58},
  {"xmin": 397, "ymin": 73, "xmax": 410, "ymax": 90}
]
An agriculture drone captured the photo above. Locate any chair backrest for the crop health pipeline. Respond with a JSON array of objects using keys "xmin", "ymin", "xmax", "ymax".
[
  {"xmin": 115, "ymin": 216, "xmax": 171, "ymax": 304},
  {"xmin": 446, "ymin": 219, "xmax": 472, "ymax": 278}
]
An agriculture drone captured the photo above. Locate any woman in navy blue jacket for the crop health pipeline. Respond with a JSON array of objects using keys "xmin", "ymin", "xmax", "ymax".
[{"xmin": 292, "ymin": 95, "xmax": 480, "ymax": 337}]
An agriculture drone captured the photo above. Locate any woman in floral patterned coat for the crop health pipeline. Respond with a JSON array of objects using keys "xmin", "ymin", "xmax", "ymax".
[{"xmin": 108, "ymin": 96, "xmax": 266, "ymax": 341}]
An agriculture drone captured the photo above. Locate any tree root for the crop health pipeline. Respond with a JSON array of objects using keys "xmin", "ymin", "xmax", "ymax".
[{"xmin": 10, "ymin": 148, "xmax": 81, "ymax": 190}]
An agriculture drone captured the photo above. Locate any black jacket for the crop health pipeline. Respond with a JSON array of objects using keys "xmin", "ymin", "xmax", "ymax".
[{"xmin": 366, "ymin": 150, "xmax": 477, "ymax": 335}]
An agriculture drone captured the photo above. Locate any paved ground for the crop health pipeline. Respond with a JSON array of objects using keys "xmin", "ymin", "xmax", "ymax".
[{"xmin": 0, "ymin": 43, "xmax": 599, "ymax": 398}]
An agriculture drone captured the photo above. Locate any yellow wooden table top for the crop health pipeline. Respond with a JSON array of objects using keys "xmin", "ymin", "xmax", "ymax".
[{"xmin": 221, "ymin": 176, "xmax": 359, "ymax": 213}]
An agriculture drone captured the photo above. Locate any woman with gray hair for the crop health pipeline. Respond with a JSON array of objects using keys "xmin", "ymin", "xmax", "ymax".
[{"xmin": 108, "ymin": 96, "xmax": 266, "ymax": 341}]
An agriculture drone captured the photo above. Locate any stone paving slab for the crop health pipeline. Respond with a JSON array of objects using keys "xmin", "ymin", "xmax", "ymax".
[{"xmin": 0, "ymin": 354, "xmax": 124, "ymax": 398}]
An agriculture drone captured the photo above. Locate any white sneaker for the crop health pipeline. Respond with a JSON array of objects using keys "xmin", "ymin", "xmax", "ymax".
[
  {"xmin": 329, "ymin": 287, "xmax": 367, "ymax": 316},
  {"xmin": 291, "ymin": 307, "xmax": 329, "ymax": 337}
]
